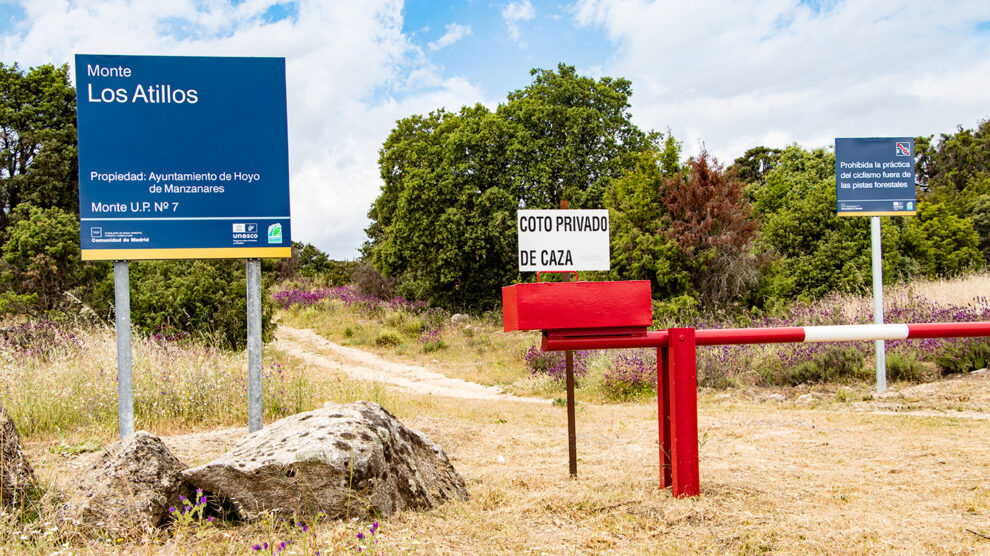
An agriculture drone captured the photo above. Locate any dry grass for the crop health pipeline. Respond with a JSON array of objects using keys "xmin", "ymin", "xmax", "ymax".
[
  {"xmin": 19, "ymin": 373, "xmax": 990, "ymax": 554},
  {"xmin": 889, "ymin": 270, "xmax": 990, "ymax": 307}
]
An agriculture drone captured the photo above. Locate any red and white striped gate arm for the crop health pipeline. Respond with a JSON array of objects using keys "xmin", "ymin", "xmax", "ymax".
[
  {"xmin": 542, "ymin": 322, "xmax": 990, "ymax": 351},
  {"xmin": 700, "ymin": 322, "xmax": 990, "ymax": 345}
]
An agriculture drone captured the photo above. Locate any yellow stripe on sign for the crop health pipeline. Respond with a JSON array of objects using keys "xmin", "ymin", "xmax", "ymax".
[
  {"xmin": 81, "ymin": 247, "xmax": 292, "ymax": 261},
  {"xmin": 837, "ymin": 211, "xmax": 917, "ymax": 217}
]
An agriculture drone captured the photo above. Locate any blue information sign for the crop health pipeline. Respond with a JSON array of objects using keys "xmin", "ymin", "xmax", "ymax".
[
  {"xmin": 835, "ymin": 137, "xmax": 916, "ymax": 216},
  {"xmin": 75, "ymin": 54, "xmax": 291, "ymax": 260}
]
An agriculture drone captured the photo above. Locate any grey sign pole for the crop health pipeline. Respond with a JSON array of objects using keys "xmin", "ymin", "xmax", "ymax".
[
  {"xmin": 247, "ymin": 258, "xmax": 263, "ymax": 432},
  {"xmin": 871, "ymin": 216, "xmax": 887, "ymax": 393},
  {"xmin": 113, "ymin": 261, "xmax": 134, "ymax": 438}
]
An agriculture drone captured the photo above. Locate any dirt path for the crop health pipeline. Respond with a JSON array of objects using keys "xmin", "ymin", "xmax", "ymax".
[{"xmin": 275, "ymin": 325, "xmax": 548, "ymax": 404}]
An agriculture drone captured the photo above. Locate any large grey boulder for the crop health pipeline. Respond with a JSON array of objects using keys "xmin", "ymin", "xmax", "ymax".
[
  {"xmin": 183, "ymin": 401, "xmax": 467, "ymax": 520},
  {"xmin": 0, "ymin": 406, "xmax": 37, "ymax": 508},
  {"xmin": 64, "ymin": 431, "xmax": 194, "ymax": 535}
]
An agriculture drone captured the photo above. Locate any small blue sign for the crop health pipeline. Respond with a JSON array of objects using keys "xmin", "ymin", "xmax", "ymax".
[
  {"xmin": 835, "ymin": 137, "xmax": 916, "ymax": 216},
  {"xmin": 75, "ymin": 54, "xmax": 291, "ymax": 260}
]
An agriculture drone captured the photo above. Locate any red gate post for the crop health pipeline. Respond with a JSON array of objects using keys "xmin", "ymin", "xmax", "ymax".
[
  {"xmin": 656, "ymin": 346, "xmax": 672, "ymax": 488},
  {"xmin": 667, "ymin": 327, "xmax": 699, "ymax": 497}
]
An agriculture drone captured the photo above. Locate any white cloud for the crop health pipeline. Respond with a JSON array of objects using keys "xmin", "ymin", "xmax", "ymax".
[
  {"xmin": 0, "ymin": 0, "xmax": 490, "ymax": 259},
  {"xmin": 428, "ymin": 22, "xmax": 472, "ymax": 51},
  {"xmin": 502, "ymin": 0, "xmax": 536, "ymax": 46},
  {"xmin": 573, "ymin": 0, "xmax": 990, "ymax": 163}
]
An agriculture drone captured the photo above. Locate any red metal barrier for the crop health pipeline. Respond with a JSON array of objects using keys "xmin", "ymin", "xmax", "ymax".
[
  {"xmin": 503, "ymin": 279, "xmax": 990, "ymax": 498},
  {"xmin": 541, "ymin": 320, "xmax": 990, "ymax": 498}
]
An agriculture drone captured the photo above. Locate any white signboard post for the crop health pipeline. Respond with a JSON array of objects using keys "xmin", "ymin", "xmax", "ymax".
[{"xmin": 517, "ymin": 209, "xmax": 610, "ymax": 272}]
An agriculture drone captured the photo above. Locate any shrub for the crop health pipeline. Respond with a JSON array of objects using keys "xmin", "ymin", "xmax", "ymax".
[
  {"xmin": 418, "ymin": 326, "xmax": 446, "ymax": 352},
  {"xmin": 0, "ymin": 319, "xmax": 82, "ymax": 360},
  {"xmin": 602, "ymin": 351, "xmax": 657, "ymax": 401},
  {"xmin": 885, "ymin": 352, "xmax": 928, "ymax": 382},
  {"xmin": 384, "ymin": 311, "xmax": 405, "ymax": 329},
  {"xmin": 779, "ymin": 346, "xmax": 866, "ymax": 385},
  {"xmin": 128, "ymin": 259, "xmax": 276, "ymax": 350},
  {"xmin": 374, "ymin": 330, "xmax": 402, "ymax": 347},
  {"xmin": 351, "ymin": 262, "xmax": 398, "ymax": 300},
  {"xmin": 523, "ymin": 345, "xmax": 590, "ymax": 381},
  {"xmin": 935, "ymin": 339, "xmax": 990, "ymax": 375},
  {"xmin": 403, "ymin": 317, "xmax": 426, "ymax": 336},
  {"xmin": 0, "ymin": 204, "xmax": 103, "ymax": 314},
  {"xmin": 698, "ymin": 344, "xmax": 744, "ymax": 389},
  {"xmin": 273, "ymin": 285, "xmax": 425, "ymax": 313}
]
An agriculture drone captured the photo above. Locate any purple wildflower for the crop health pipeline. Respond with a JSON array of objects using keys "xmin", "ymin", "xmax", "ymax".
[{"xmin": 524, "ymin": 345, "xmax": 591, "ymax": 380}]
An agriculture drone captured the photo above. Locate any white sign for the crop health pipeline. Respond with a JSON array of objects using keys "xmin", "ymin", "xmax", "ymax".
[{"xmin": 517, "ymin": 209, "xmax": 610, "ymax": 271}]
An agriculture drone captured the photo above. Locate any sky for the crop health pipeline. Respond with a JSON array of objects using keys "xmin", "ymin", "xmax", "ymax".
[{"xmin": 2, "ymin": 0, "xmax": 989, "ymax": 259}]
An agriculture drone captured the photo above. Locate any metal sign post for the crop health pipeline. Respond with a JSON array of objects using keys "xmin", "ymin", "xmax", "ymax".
[
  {"xmin": 559, "ymin": 200, "xmax": 578, "ymax": 478},
  {"xmin": 564, "ymin": 350, "xmax": 577, "ymax": 477},
  {"xmin": 113, "ymin": 261, "xmax": 134, "ymax": 438},
  {"xmin": 870, "ymin": 216, "xmax": 886, "ymax": 392},
  {"xmin": 246, "ymin": 259, "xmax": 263, "ymax": 432}
]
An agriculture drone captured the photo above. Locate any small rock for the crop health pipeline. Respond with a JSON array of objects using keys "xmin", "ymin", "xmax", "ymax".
[
  {"xmin": 496, "ymin": 455, "xmax": 506, "ymax": 464},
  {"xmin": 0, "ymin": 405, "xmax": 38, "ymax": 508},
  {"xmin": 796, "ymin": 393, "xmax": 817, "ymax": 405},
  {"xmin": 63, "ymin": 431, "xmax": 194, "ymax": 536},
  {"xmin": 451, "ymin": 313, "xmax": 470, "ymax": 324},
  {"xmin": 766, "ymin": 394, "xmax": 786, "ymax": 402},
  {"xmin": 972, "ymin": 368, "xmax": 987, "ymax": 374}
]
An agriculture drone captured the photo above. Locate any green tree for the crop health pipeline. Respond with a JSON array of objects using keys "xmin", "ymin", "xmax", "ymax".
[
  {"xmin": 972, "ymin": 194, "xmax": 990, "ymax": 260},
  {"xmin": 605, "ymin": 142, "xmax": 689, "ymax": 299},
  {"xmin": 606, "ymin": 141, "xmax": 761, "ymax": 305},
  {"xmin": 498, "ymin": 64, "xmax": 654, "ymax": 208},
  {"xmin": 366, "ymin": 64, "xmax": 655, "ymax": 309},
  {"xmin": 905, "ymin": 202, "xmax": 982, "ymax": 276},
  {"xmin": 0, "ymin": 63, "xmax": 78, "ymax": 241},
  {"xmin": 297, "ymin": 242, "xmax": 331, "ymax": 276},
  {"xmin": 754, "ymin": 146, "xmax": 888, "ymax": 299},
  {"xmin": 915, "ymin": 120, "xmax": 990, "ymax": 256},
  {"xmin": 731, "ymin": 146, "xmax": 782, "ymax": 190},
  {"xmin": 0, "ymin": 204, "xmax": 108, "ymax": 313},
  {"xmin": 915, "ymin": 119, "xmax": 990, "ymax": 204}
]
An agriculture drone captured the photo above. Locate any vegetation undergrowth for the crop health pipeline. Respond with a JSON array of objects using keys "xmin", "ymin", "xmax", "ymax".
[
  {"xmin": 0, "ymin": 321, "xmax": 314, "ymax": 440},
  {"xmin": 274, "ymin": 275, "xmax": 990, "ymax": 405}
]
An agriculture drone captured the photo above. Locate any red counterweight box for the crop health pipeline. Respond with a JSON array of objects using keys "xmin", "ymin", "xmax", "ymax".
[{"xmin": 502, "ymin": 280, "xmax": 653, "ymax": 336}]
